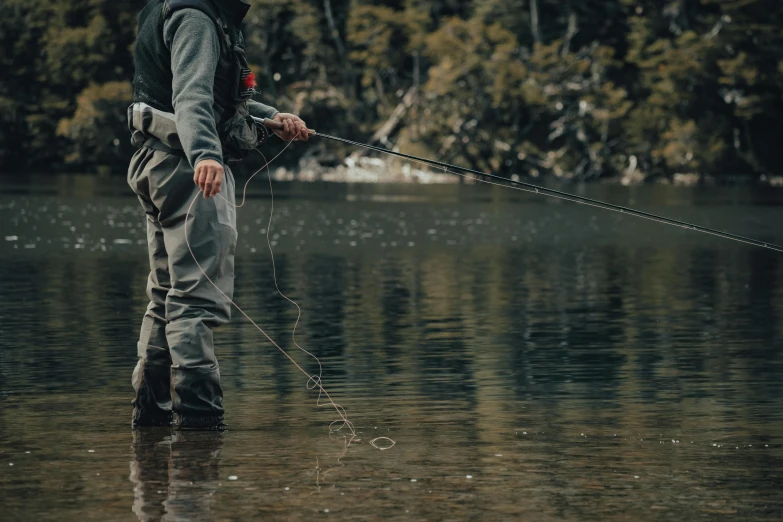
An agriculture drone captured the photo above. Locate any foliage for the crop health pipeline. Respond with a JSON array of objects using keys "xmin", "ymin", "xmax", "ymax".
[
  {"xmin": 0, "ymin": 0, "xmax": 781, "ymax": 181},
  {"xmin": 56, "ymin": 81, "xmax": 134, "ymax": 167}
]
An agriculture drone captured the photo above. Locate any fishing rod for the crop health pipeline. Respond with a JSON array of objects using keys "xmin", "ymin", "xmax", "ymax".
[{"xmin": 257, "ymin": 117, "xmax": 783, "ymax": 254}]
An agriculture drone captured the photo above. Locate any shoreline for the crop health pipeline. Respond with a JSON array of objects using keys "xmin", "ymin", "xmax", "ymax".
[
  {"xmin": 2, "ymin": 155, "xmax": 782, "ymax": 188},
  {"xmin": 265, "ymin": 157, "xmax": 783, "ymax": 188}
]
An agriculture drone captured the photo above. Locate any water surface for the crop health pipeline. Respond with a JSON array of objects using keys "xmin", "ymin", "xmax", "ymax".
[{"xmin": 1, "ymin": 175, "xmax": 782, "ymax": 520}]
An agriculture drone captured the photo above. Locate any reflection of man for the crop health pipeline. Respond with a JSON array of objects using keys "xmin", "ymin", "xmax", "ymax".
[
  {"xmin": 127, "ymin": 0, "xmax": 308, "ymax": 430},
  {"xmin": 130, "ymin": 430, "xmax": 224, "ymax": 521},
  {"xmin": 130, "ymin": 430, "xmax": 169, "ymax": 521}
]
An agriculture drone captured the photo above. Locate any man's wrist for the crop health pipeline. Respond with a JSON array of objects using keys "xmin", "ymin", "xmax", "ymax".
[{"xmin": 194, "ymin": 154, "xmax": 224, "ymax": 168}]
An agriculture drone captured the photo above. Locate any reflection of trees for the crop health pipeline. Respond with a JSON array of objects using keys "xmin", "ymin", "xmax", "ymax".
[
  {"xmin": 0, "ymin": 253, "xmax": 146, "ymax": 394},
  {"xmin": 1, "ymin": 238, "xmax": 781, "ymax": 416},
  {"xmin": 302, "ymin": 254, "xmax": 347, "ymax": 378},
  {"xmin": 379, "ymin": 254, "xmax": 411, "ymax": 360}
]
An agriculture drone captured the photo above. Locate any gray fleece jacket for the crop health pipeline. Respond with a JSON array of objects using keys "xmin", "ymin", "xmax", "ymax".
[{"xmin": 164, "ymin": 9, "xmax": 278, "ymax": 168}]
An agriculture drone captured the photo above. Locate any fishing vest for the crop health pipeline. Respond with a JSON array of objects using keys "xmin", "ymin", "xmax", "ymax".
[{"xmin": 130, "ymin": 0, "xmax": 259, "ymax": 159}]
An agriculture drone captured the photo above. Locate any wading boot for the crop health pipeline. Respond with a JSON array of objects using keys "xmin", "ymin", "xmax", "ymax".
[
  {"xmin": 132, "ymin": 357, "xmax": 173, "ymax": 428},
  {"xmin": 171, "ymin": 364, "xmax": 227, "ymax": 431},
  {"xmin": 172, "ymin": 413, "xmax": 227, "ymax": 431},
  {"xmin": 132, "ymin": 408, "xmax": 173, "ymax": 428}
]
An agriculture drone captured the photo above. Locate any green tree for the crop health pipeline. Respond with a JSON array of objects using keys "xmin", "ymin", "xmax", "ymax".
[
  {"xmin": 0, "ymin": 0, "xmax": 781, "ymax": 181},
  {"xmin": 0, "ymin": 0, "xmax": 142, "ymax": 173}
]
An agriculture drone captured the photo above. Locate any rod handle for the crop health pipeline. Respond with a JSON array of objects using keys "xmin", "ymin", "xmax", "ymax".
[{"xmin": 261, "ymin": 117, "xmax": 316, "ymax": 136}]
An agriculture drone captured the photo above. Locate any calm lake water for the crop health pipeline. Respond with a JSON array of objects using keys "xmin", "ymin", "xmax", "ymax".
[{"xmin": 1, "ymin": 174, "xmax": 782, "ymax": 520}]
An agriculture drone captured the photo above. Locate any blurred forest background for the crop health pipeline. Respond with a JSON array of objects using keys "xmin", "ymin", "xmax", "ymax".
[{"xmin": 0, "ymin": 0, "xmax": 781, "ymax": 183}]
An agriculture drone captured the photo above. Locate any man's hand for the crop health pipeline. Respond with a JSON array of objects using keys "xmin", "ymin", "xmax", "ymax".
[
  {"xmin": 273, "ymin": 113, "xmax": 310, "ymax": 142},
  {"xmin": 194, "ymin": 159, "xmax": 224, "ymax": 198}
]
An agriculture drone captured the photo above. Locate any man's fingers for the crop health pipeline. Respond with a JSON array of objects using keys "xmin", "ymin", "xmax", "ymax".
[
  {"xmin": 210, "ymin": 173, "xmax": 223, "ymax": 198},
  {"xmin": 271, "ymin": 114, "xmax": 311, "ymax": 142},
  {"xmin": 194, "ymin": 160, "xmax": 224, "ymax": 198},
  {"xmin": 194, "ymin": 165, "xmax": 202, "ymax": 189},
  {"xmin": 203, "ymin": 168, "xmax": 216, "ymax": 198},
  {"xmin": 211, "ymin": 167, "xmax": 224, "ymax": 197},
  {"xmin": 296, "ymin": 118, "xmax": 309, "ymax": 141}
]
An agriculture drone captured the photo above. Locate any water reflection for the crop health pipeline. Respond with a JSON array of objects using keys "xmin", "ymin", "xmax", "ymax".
[
  {"xmin": 130, "ymin": 429, "xmax": 171, "ymax": 521},
  {"xmin": 1, "ymin": 183, "xmax": 782, "ymax": 520},
  {"xmin": 130, "ymin": 431, "xmax": 224, "ymax": 522}
]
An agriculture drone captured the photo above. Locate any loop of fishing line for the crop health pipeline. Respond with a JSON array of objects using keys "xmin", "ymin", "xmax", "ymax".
[{"xmin": 369, "ymin": 437, "xmax": 396, "ymax": 451}]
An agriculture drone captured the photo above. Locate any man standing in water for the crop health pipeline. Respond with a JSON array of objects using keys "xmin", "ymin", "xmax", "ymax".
[{"xmin": 127, "ymin": 0, "xmax": 308, "ymax": 430}]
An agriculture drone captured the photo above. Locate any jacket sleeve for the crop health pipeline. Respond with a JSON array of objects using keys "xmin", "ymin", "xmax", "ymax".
[
  {"xmin": 164, "ymin": 9, "xmax": 224, "ymax": 168},
  {"xmin": 247, "ymin": 100, "xmax": 278, "ymax": 121}
]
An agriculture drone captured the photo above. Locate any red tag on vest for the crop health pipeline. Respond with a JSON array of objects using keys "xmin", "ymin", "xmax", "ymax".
[{"xmin": 242, "ymin": 71, "xmax": 256, "ymax": 90}]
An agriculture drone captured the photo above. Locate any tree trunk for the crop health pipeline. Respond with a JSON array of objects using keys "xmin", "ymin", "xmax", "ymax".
[
  {"xmin": 323, "ymin": 0, "xmax": 346, "ymax": 60},
  {"xmin": 412, "ymin": 52, "xmax": 421, "ymax": 139},
  {"xmin": 348, "ymin": 87, "xmax": 418, "ymax": 161},
  {"xmin": 530, "ymin": 0, "xmax": 541, "ymax": 44},
  {"xmin": 374, "ymin": 72, "xmax": 388, "ymax": 109},
  {"xmin": 323, "ymin": 0, "xmax": 352, "ymax": 95},
  {"xmin": 679, "ymin": 0, "xmax": 689, "ymax": 29},
  {"xmin": 562, "ymin": 9, "xmax": 578, "ymax": 57}
]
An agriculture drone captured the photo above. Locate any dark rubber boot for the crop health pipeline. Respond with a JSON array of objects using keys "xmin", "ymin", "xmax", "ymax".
[
  {"xmin": 171, "ymin": 365, "xmax": 226, "ymax": 431},
  {"xmin": 132, "ymin": 357, "xmax": 173, "ymax": 428},
  {"xmin": 173, "ymin": 412, "xmax": 227, "ymax": 431}
]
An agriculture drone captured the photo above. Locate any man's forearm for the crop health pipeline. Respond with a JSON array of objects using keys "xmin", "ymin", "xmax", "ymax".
[
  {"xmin": 248, "ymin": 100, "xmax": 278, "ymax": 121},
  {"xmin": 166, "ymin": 10, "xmax": 224, "ymax": 168}
]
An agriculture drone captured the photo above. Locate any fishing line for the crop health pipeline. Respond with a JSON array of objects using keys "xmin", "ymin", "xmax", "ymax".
[
  {"xmin": 313, "ymin": 436, "xmax": 351, "ymax": 492},
  {"xmin": 252, "ymin": 147, "xmax": 355, "ymax": 437},
  {"xmin": 369, "ymin": 437, "xmax": 396, "ymax": 451},
  {"xmin": 311, "ymin": 132, "xmax": 783, "ymax": 254},
  {"xmin": 184, "ymin": 135, "xmax": 359, "ymax": 444}
]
